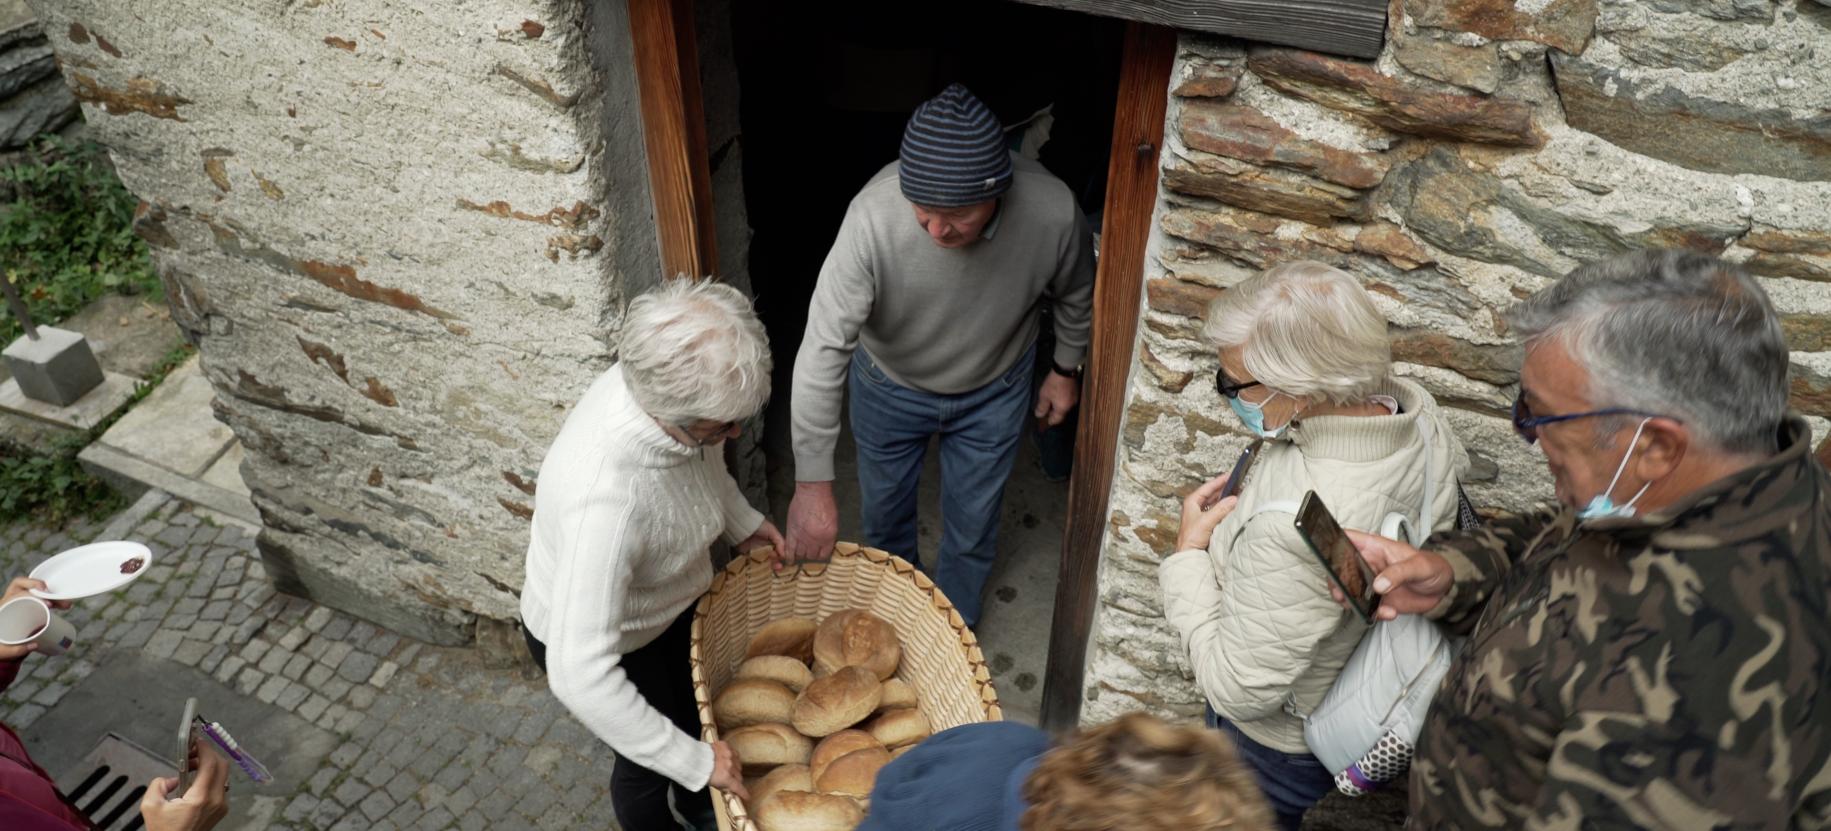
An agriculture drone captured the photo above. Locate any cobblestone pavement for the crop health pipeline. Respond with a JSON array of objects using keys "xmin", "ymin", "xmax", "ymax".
[{"xmin": 1, "ymin": 496, "xmax": 622, "ymax": 830}]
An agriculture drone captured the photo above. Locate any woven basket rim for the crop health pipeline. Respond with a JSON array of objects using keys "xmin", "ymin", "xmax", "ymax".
[{"xmin": 689, "ymin": 543, "xmax": 1003, "ymax": 829}]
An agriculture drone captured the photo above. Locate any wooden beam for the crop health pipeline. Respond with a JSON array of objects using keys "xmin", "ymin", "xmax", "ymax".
[
  {"xmin": 1007, "ymin": 0, "xmax": 1386, "ymax": 60},
  {"xmin": 629, "ymin": 0, "xmax": 719, "ymax": 280},
  {"xmin": 1039, "ymin": 20, "xmax": 1178, "ymax": 733}
]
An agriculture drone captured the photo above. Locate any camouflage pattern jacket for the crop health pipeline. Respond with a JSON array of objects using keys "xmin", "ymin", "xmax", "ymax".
[{"xmin": 1411, "ymin": 417, "xmax": 1831, "ymax": 829}]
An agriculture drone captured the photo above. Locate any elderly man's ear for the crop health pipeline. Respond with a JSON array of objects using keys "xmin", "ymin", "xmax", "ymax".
[{"xmin": 1632, "ymin": 418, "xmax": 1689, "ymax": 483}]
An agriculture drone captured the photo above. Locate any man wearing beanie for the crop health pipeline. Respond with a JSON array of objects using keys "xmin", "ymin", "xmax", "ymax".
[{"xmin": 785, "ymin": 83, "xmax": 1095, "ymax": 628}]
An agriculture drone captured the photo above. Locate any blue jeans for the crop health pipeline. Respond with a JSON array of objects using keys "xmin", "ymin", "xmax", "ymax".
[
  {"xmin": 1207, "ymin": 707, "xmax": 1333, "ymax": 831},
  {"xmin": 849, "ymin": 345, "xmax": 1033, "ymax": 628}
]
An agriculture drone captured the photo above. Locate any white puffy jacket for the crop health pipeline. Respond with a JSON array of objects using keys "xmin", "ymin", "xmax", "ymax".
[{"xmin": 1159, "ymin": 377, "xmax": 1469, "ymax": 754}]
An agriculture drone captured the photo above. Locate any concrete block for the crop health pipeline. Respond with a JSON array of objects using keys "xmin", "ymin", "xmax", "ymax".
[
  {"xmin": 2, "ymin": 327, "xmax": 101, "ymax": 407},
  {"xmin": 96, "ymin": 356, "xmax": 233, "ymax": 477},
  {"xmin": 0, "ymin": 371, "xmax": 135, "ymax": 431}
]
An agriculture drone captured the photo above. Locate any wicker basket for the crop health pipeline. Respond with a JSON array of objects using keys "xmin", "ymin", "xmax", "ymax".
[{"xmin": 691, "ymin": 543, "xmax": 1003, "ymax": 830}]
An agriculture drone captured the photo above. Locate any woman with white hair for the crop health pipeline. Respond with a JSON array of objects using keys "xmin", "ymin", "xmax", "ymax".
[
  {"xmin": 520, "ymin": 278, "xmax": 781, "ymax": 831},
  {"xmin": 1158, "ymin": 261, "xmax": 1469, "ymax": 830}
]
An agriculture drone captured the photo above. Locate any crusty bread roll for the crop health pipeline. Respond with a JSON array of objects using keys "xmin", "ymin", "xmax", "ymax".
[
  {"xmin": 746, "ymin": 618, "xmax": 818, "ymax": 663},
  {"xmin": 737, "ymin": 655, "xmax": 814, "ymax": 693},
  {"xmin": 877, "ymin": 678, "xmax": 917, "ymax": 711},
  {"xmin": 809, "ymin": 729, "xmax": 885, "ymax": 783},
  {"xmin": 812, "ymin": 610, "xmax": 902, "ymax": 680},
  {"xmin": 726, "ymin": 723, "xmax": 813, "ymax": 772},
  {"xmin": 813, "ymin": 746, "xmax": 891, "ymax": 797},
  {"xmin": 713, "ymin": 678, "xmax": 796, "ymax": 730},
  {"xmin": 890, "ymin": 744, "xmax": 917, "ymax": 760},
  {"xmin": 751, "ymin": 763, "xmax": 813, "ymax": 808},
  {"xmin": 753, "ymin": 790, "xmax": 863, "ymax": 831},
  {"xmin": 793, "ymin": 666, "xmax": 883, "ymax": 737},
  {"xmin": 866, "ymin": 707, "xmax": 931, "ymax": 749}
]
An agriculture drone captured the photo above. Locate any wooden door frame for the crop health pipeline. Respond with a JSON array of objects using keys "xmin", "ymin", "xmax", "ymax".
[{"xmin": 627, "ymin": 1, "xmax": 1178, "ymax": 732}]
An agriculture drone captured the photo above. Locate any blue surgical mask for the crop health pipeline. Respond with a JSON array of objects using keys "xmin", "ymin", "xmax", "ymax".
[
  {"xmin": 1578, "ymin": 417, "xmax": 1654, "ymax": 521},
  {"xmin": 1228, "ymin": 391, "xmax": 1292, "ymax": 439}
]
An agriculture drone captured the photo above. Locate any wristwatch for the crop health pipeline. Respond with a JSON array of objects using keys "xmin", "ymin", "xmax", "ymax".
[{"xmin": 1052, "ymin": 360, "xmax": 1084, "ymax": 380}]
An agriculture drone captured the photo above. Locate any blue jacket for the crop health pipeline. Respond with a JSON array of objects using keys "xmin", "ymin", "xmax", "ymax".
[{"xmin": 857, "ymin": 721, "xmax": 1051, "ymax": 831}]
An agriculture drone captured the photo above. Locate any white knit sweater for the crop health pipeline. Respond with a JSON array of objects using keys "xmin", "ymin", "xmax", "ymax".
[{"xmin": 520, "ymin": 365, "xmax": 765, "ymax": 790}]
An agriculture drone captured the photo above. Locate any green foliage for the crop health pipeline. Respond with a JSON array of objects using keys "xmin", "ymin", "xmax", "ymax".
[
  {"xmin": 2, "ymin": 136, "xmax": 161, "ymax": 345},
  {"xmin": 1, "ymin": 136, "xmax": 178, "ymax": 527}
]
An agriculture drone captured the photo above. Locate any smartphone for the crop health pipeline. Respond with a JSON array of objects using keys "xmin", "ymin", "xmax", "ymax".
[
  {"xmin": 1202, "ymin": 441, "xmax": 1262, "ymax": 510},
  {"xmin": 1292, "ymin": 491, "xmax": 1381, "ymax": 624},
  {"xmin": 175, "ymin": 697, "xmax": 199, "ymax": 796}
]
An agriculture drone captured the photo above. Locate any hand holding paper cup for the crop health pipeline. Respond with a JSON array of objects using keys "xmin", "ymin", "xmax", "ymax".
[{"xmin": 0, "ymin": 595, "xmax": 76, "ymax": 658}]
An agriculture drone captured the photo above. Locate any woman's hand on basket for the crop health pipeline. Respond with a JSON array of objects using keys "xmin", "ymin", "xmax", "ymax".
[
  {"xmin": 735, "ymin": 520, "xmax": 789, "ymax": 572},
  {"xmin": 708, "ymin": 740, "xmax": 751, "ymax": 801},
  {"xmin": 1175, "ymin": 475, "xmax": 1239, "ymax": 553}
]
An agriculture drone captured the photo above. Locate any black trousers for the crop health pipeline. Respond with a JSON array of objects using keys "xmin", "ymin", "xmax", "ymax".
[{"xmin": 524, "ymin": 610, "xmax": 712, "ymax": 831}]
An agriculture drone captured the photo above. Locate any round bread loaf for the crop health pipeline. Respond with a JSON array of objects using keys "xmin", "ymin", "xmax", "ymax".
[
  {"xmin": 751, "ymin": 763, "xmax": 813, "ymax": 809},
  {"xmin": 889, "ymin": 744, "xmax": 917, "ymax": 760},
  {"xmin": 812, "ymin": 610, "xmax": 902, "ymax": 680},
  {"xmin": 753, "ymin": 790, "xmax": 863, "ymax": 831},
  {"xmin": 813, "ymin": 746, "xmax": 891, "ymax": 797},
  {"xmin": 712, "ymin": 678, "xmax": 796, "ymax": 730},
  {"xmin": 866, "ymin": 707, "xmax": 932, "ymax": 749},
  {"xmin": 877, "ymin": 678, "xmax": 917, "ymax": 711},
  {"xmin": 809, "ymin": 730, "xmax": 884, "ymax": 783},
  {"xmin": 726, "ymin": 723, "xmax": 813, "ymax": 772},
  {"xmin": 746, "ymin": 618, "xmax": 818, "ymax": 663},
  {"xmin": 736, "ymin": 655, "xmax": 814, "ymax": 693},
  {"xmin": 792, "ymin": 666, "xmax": 883, "ymax": 737}
]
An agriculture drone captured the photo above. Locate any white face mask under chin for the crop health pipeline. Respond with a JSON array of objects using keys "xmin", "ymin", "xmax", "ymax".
[{"xmin": 1578, "ymin": 417, "xmax": 1654, "ymax": 521}]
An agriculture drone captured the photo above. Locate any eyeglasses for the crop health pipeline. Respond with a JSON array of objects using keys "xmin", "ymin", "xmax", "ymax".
[
  {"xmin": 1215, "ymin": 368, "xmax": 1263, "ymax": 400},
  {"xmin": 685, "ymin": 421, "xmax": 737, "ymax": 447},
  {"xmin": 1510, "ymin": 390, "xmax": 1667, "ymax": 445}
]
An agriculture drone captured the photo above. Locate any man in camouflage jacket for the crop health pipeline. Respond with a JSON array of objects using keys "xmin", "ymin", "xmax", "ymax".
[{"xmin": 1349, "ymin": 251, "xmax": 1831, "ymax": 829}]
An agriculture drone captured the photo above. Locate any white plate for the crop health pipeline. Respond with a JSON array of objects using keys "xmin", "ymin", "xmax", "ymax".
[{"xmin": 29, "ymin": 541, "xmax": 154, "ymax": 601}]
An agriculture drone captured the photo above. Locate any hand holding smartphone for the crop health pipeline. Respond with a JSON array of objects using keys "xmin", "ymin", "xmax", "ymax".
[
  {"xmin": 1293, "ymin": 491, "xmax": 1381, "ymax": 624},
  {"xmin": 1203, "ymin": 441, "xmax": 1262, "ymax": 510},
  {"xmin": 174, "ymin": 697, "xmax": 199, "ymax": 796}
]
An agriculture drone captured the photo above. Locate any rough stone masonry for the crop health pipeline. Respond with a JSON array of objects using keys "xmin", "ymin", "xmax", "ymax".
[
  {"xmin": 21, "ymin": 0, "xmax": 675, "ymax": 644},
  {"xmin": 1081, "ymin": 0, "xmax": 1831, "ymax": 723}
]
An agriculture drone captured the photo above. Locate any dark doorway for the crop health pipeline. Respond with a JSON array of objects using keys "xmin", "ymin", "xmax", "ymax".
[{"xmin": 729, "ymin": 0, "xmax": 1125, "ymax": 721}]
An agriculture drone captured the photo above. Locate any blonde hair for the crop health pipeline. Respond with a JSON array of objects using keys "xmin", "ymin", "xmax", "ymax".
[
  {"xmin": 1202, "ymin": 260, "xmax": 1390, "ymax": 405},
  {"xmin": 1021, "ymin": 713, "xmax": 1275, "ymax": 831}
]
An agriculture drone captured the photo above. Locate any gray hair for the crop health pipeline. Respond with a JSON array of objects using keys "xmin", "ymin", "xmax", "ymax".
[
  {"xmin": 1202, "ymin": 261, "xmax": 1391, "ymax": 405},
  {"xmin": 619, "ymin": 278, "xmax": 772, "ymax": 426},
  {"xmin": 1507, "ymin": 250, "xmax": 1788, "ymax": 456}
]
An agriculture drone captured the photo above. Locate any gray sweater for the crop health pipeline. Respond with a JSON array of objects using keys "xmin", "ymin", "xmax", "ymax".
[{"xmin": 791, "ymin": 155, "xmax": 1096, "ymax": 481}]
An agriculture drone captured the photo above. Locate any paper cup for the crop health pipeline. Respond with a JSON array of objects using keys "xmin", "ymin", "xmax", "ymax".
[{"xmin": 0, "ymin": 596, "xmax": 76, "ymax": 656}]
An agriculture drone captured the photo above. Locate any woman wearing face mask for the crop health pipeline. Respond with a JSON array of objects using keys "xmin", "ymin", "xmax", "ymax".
[{"xmin": 1157, "ymin": 261, "xmax": 1470, "ymax": 831}]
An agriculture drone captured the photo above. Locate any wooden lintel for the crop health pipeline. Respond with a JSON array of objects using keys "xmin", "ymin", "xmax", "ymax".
[{"xmin": 1007, "ymin": 0, "xmax": 1386, "ymax": 59}]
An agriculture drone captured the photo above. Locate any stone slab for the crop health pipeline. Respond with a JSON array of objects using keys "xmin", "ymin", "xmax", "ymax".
[
  {"xmin": 77, "ymin": 442, "xmax": 261, "ymax": 527},
  {"xmin": 0, "ymin": 371, "xmax": 135, "ymax": 431},
  {"xmin": 95, "ymin": 356, "xmax": 234, "ymax": 478}
]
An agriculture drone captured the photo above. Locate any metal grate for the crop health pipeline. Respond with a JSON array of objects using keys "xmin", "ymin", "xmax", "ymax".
[{"xmin": 59, "ymin": 733, "xmax": 177, "ymax": 831}]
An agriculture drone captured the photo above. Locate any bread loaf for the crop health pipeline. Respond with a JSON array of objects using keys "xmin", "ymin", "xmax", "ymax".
[
  {"xmin": 890, "ymin": 744, "xmax": 917, "ymax": 760},
  {"xmin": 793, "ymin": 666, "xmax": 883, "ymax": 737},
  {"xmin": 753, "ymin": 790, "xmax": 863, "ymax": 831},
  {"xmin": 751, "ymin": 763, "xmax": 813, "ymax": 808},
  {"xmin": 726, "ymin": 723, "xmax": 813, "ymax": 772},
  {"xmin": 809, "ymin": 730, "xmax": 884, "ymax": 783},
  {"xmin": 812, "ymin": 610, "xmax": 902, "ymax": 680},
  {"xmin": 866, "ymin": 707, "xmax": 931, "ymax": 749},
  {"xmin": 737, "ymin": 655, "xmax": 814, "ymax": 692},
  {"xmin": 877, "ymin": 678, "xmax": 917, "ymax": 711},
  {"xmin": 813, "ymin": 746, "xmax": 891, "ymax": 797},
  {"xmin": 746, "ymin": 618, "xmax": 818, "ymax": 663},
  {"xmin": 712, "ymin": 678, "xmax": 796, "ymax": 730}
]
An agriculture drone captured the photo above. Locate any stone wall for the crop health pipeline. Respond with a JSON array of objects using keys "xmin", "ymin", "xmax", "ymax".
[
  {"xmin": 1, "ymin": 0, "xmax": 77, "ymax": 149},
  {"xmin": 24, "ymin": 0, "xmax": 672, "ymax": 645},
  {"xmin": 1083, "ymin": 0, "xmax": 1831, "ymax": 722}
]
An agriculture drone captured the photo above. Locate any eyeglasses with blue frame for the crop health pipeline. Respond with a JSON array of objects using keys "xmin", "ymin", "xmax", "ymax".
[{"xmin": 1510, "ymin": 389, "xmax": 1669, "ymax": 444}]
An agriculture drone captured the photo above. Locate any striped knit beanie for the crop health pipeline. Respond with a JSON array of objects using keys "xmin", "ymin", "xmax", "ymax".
[{"xmin": 898, "ymin": 83, "xmax": 1013, "ymax": 208}]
